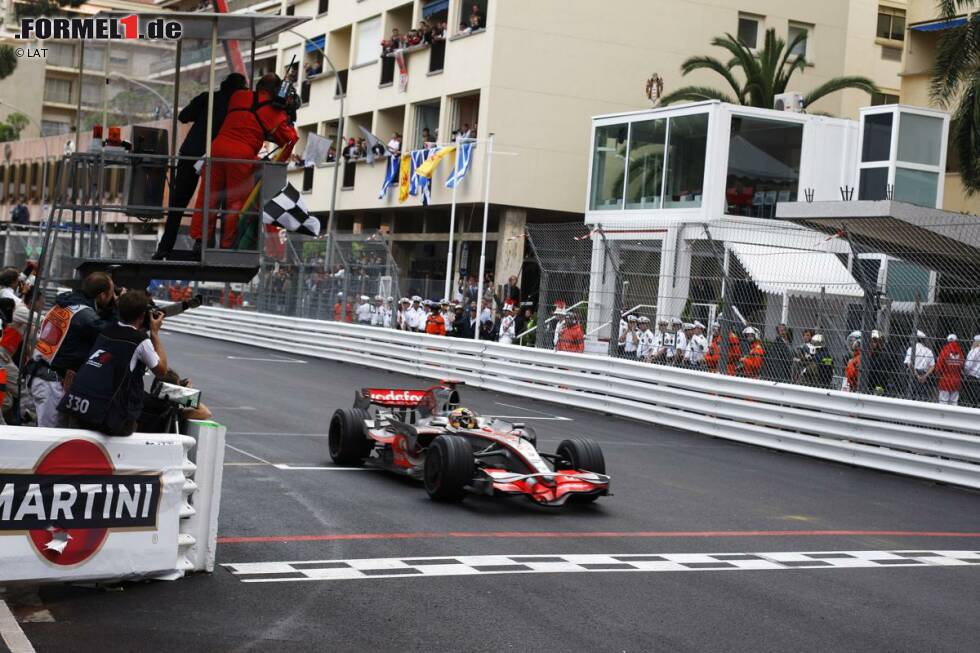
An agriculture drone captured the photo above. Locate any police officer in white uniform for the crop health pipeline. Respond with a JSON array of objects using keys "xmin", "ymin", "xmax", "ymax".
[
  {"xmin": 355, "ymin": 295, "xmax": 374, "ymax": 325},
  {"xmin": 685, "ymin": 320, "xmax": 709, "ymax": 368},
  {"xmin": 407, "ymin": 296, "xmax": 423, "ymax": 331},
  {"xmin": 904, "ymin": 330, "xmax": 935, "ymax": 400},
  {"xmin": 498, "ymin": 303, "xmax": 517, "ymax": 344},
  {"xmin": 621, "ymin": 315, "xmax": 639, "ymax": 359},
  {"xmin": 636, "ymin": 316, "xmax": 657, "ymax": 362},
  {"xmin": 675, "ymin": 322, "xmax": 692, "ymax": 365}
]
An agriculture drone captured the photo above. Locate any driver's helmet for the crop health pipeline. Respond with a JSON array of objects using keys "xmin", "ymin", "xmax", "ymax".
[{"xmin": 448, "ymin": 407, "xmax": 478, "ymax": 429}]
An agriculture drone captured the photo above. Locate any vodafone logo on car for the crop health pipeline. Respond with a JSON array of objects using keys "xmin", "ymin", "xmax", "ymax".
[
  {"xmin": 0, "ymin": 439, "xmax": 161, "ymax": 566},
  {"xmin": 366, "ymin": 388, "xmax": 427, "ymax": 406}
]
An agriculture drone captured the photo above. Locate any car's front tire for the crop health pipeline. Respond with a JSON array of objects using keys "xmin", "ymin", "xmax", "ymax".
[
  {"xmin": 424, "ymin": 435, "xmax": 473, "ymax": 502},
  {"xmin": 328, "ymin": 408, "xmax": 373, "ymax": 466},
  {"xmin": 556, "ymin": 438, "xmax": 606, "ymax": 504}
]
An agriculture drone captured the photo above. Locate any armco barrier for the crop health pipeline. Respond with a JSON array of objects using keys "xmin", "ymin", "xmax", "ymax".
[
  {"xmin": 0, "ymin": 421, "xmax": 225, "ymax": 583},
  {"xmin": 165, "ymin": 307, "xmax": 980, "ymax": 490}
]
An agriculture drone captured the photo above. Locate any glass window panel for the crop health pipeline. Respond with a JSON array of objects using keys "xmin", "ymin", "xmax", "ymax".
[
  {"xmin": 589, "ymin": 123, "xmax": 628, "ymax": 210},
  {"xmin": 788, "ymin": 25, "xmax": 807, "ymax": 58},
  {"xmin": 664, "ymin": 113, "xmax": 708, "ymax": 208},
  {"xmin": 876, "ymin": 13, "xmax": 891, "ymax": 39},
  {"xmin": 725, "ymin": 116, "xmax": 803, "ymax": 218},
  {"xmin": 871, "ymin": 92, "xmax": 899, "ymax": 106},
  {"xmin": 859, "ymin": 167, "xmax": 888, "ymax": 200},
  {"xmin": 894, "ymin": 167, "xmax": 939, "ymax": 207},
  {"xmin": 886, "ymin": 260, "xmax": 931, "ymax": 302},
  {"xmin": 862, "ymin": 112, "xmax": 893, "ymax": 162},
  {"xmin": 891, "ymin": 15, "xmax": 905, "ymax": 40},
  {"xmin": 625, "ymin": 119, "xmax": 666, "ymax": 209},
  {"xmin": 354, "ymin": 16, "xmax": 381, "ymax": 66},
  {"xmin": 738, "ymin": 17, "xmax": 759, "ymax": 48},
  {"xmin": 897, "ymin": 112, "xmax": 942, "ymax": 166}
]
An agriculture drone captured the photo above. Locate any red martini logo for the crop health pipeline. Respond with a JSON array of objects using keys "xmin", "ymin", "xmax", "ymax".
[
  {"xmin": 0, "ymin": 440, "xmax": 161, "ymax": 566},
  {"xmin": 366, "ymin": 389, "xmax": 428, "ymax": 407}
]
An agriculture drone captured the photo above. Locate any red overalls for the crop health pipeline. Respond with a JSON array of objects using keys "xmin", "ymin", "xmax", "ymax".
[{"xmin": 191, "ymin": 89, "xmax": 297, "ymax": 248}]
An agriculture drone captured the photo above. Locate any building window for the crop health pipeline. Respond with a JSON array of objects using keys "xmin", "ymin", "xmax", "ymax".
[
  {"xmin": 788, "ymin": 22, "xmax": 811, "ymax": 58},
  {"xmin": 318, "ymin": 0, "xmax": 328, "ymax": 15},
  {"xmin": 663, "ymin": 113, "xmax": 709, "ymax": 208},
  {"xmin": 43, "ymin": 78, "xmax": 72, "ymax": 104},
  {"xmin": 457, "ymin": 0, "xmax": 487, "ymax": 34},
  {"xmin": 877, "ymin": 7, "xmax": 905, "ymax": 42},
  {"xmin": 413, "ymin": 100, "xmax": 440, "ymax": 148},
  {"xmin": 625, "ymin": 119, "xmax": 666, "ymax": 209},
  {"xmin": 871, "ymin": 92, "xmax": 899, "ymax": 106},
  {"xmin": 862, "ymin": 112, "xmax": 893, "ymax": 162},
  {"xmin": 725, "ymin": 116, "xmax": 803, "ymax": 218},
  {"xmin": 354, "ymin": 16, "xmax": 382, "ymax": 67},
  {"xmin": 737, "ymin": 14, "xmax": 761, "ymax": 49},
  {"xmin": 589, "ymin": 123, "xmax": 628, "ymax": 211},
  {"xmin": 41, "ymin": 120, "xmax": 69, "ymax": 136},
  {"xmin": 285, "ymin": 4, "xmax": 295, "ymax": 16}
]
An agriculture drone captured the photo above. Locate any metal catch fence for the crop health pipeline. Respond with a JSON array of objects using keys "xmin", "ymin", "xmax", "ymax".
[{"xmin": 524, "ymin": 217, "xmax": 980, "ymax": 409}]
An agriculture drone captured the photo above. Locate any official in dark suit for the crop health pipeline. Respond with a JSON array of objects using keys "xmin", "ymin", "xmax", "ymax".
[{"xmin": 153, "ymin": 73, "xmax": 248, "ymax": 259}]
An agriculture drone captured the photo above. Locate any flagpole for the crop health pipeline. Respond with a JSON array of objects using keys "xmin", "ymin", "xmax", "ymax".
[
  {"xmin": 443, "ymin": 147, "xmax": 460, "ymax": 302},
  {"xmin": 474, "ymin": 133, "xmax": 494, "ymax": 341}
]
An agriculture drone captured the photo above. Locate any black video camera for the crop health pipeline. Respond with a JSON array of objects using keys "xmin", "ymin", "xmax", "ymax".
[{"xmin": 276, "ymin": 55, "xmax": 301, "ymax": 123}]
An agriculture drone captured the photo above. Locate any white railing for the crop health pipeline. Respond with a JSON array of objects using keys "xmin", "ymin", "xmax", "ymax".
[{"xmin": 164, "ymin": 306, "xmax": 980, "ymax": 490}]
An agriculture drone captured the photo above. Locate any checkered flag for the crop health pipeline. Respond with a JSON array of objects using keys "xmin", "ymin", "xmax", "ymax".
[{"xmin": 261, "ymin": 183, "xmax": 320, "ymax": 237}]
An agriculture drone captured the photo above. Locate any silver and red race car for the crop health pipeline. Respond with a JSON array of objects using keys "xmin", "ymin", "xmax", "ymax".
[{"xmin": 328, "ymin": 382, "xmax": 610, "ymax": 506}]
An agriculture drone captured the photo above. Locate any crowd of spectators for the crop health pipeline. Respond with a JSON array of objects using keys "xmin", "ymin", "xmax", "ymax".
[
  {"xmin": 612, "ymin": 316, "xmax": 980, "ymax": 407},
  {"xmin": 380, "ymin": 4, "xmax": 485, "ymax": 59}
]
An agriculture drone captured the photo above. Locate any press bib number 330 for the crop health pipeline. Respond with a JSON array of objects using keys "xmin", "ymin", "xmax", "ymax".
[{"xmin": 63, "ymin": 394, "xmax": 90, "ymax": 414}]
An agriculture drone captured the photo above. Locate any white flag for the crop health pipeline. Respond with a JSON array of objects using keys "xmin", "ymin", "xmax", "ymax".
[{"xmin": 303, "ymin": 133, "xmax": 333, "ymax": 165}]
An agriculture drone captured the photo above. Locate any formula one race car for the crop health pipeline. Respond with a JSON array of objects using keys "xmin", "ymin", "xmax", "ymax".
[{"xmin": 328, "ymin": 382, "xmax": 609, "ymax": 506}]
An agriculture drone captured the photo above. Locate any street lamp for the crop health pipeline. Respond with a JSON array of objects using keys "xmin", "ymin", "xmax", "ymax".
[
  {"xmin": 286, "ymin": 29, "xmax": 344, "ymax": 280},
  {"xmin": 107, "ymin": 72, "xmax": 173, "ymax": 119}
]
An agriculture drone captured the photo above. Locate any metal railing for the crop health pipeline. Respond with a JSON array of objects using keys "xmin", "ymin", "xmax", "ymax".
[{"xmin": 164, "ymin": 306, "xmax": 980, "ymax": 491}]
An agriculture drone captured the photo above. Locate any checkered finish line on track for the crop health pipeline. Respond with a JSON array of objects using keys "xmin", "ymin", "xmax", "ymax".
[{"xmin": 225, "ymin": 550, "xmax": 980, "ymax": 583}]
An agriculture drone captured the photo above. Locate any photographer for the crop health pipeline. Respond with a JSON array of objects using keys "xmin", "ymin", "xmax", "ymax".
[
  {"xmin": 29, "ymin": 271, "xmax": 117, "ymax": 427},
  {"xmin": 58, "ymin": 291, "xmax": 168, "ymax": 437}
]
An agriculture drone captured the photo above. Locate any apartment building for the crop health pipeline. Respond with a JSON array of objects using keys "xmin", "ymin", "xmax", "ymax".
[
  {"xmin": 280, "ymin": 0, "xmax": 908, "ymax": 289},
  {"xmin": 898, "ymin": 0, "xmax": 980, "ymax": 215}
]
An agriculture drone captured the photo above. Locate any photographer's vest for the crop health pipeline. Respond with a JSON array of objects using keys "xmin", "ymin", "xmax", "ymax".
[
  {"xmin": 34, "ymin": 304, "xmax": 91, "ymax": 369},
  {"xmin": 58, "ymin": 325, "xmax": 149, "ymax": 436}
]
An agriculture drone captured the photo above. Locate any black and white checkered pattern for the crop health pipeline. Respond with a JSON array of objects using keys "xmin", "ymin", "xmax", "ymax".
[
  {"xmin": 261, "ymin": 183, "xmax": 320, "ymax": 237},
  {"xmin": 225, "ymin": 550, "xmax": 980, "ymax": 583}
]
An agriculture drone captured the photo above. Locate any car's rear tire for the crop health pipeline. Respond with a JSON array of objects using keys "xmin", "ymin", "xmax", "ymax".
[
  {"xmin": 556, "ymin": 438, "xmax": 606, "ymax": 504},
  {"xmin": 424, "ymin": 435, "xmax": 473, "ymax": 502},
  {"xmin": 328, "ymin": 408, "xmax": 373, "ymax": 466}
]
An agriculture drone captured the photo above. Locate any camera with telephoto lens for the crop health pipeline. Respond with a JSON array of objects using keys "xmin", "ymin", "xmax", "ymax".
[
  {"xmin": 276, "ymin": 55, "xmax": 301, "ymax": 123},
  {"xmin": 146, "ymin": 294, "xmax": 203, "ymax": 323}
]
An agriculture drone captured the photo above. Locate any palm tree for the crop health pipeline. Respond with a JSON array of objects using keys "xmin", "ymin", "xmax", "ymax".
[
  {"xmin": 932, "ymin": 1, "xmax": 980, "ymax": 193},
  {"xmin": 659, "ymin": 28, "xmax": 876, "ymax": 111}
]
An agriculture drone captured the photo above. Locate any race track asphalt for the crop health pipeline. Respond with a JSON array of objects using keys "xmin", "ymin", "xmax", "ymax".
[{"xmin": 11, "ymin": 332, "xmax": 980, "ymax": 653}]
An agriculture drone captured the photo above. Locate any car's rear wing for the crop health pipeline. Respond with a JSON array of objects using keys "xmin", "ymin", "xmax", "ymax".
[{"xmin": 354, "ymin": 383, "xmax": 461, "ymax": 422}]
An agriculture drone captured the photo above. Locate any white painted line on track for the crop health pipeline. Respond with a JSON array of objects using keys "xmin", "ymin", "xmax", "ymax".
[
  {"xmin": 273, "ymin": 464, "xmax": 376, "ymax": 471},
  {"xmin": 225, "ymin": 443, "xmax": 274, "ymax": 466},
  {"xmin": 486, "ymin": 415, "xmax": 573, "ymax": 422},
  {"xmin": 0, "ymin": 600, "xmax": 36, "ymax": 653},
  {"xmin": 226, "ymin": 356, "xmax": 307, "ymax": 363},
  {"xmin": 231, "ymin": 432, "xmax": 327, "ymax": 437},
  {"xmin": 211, "ymin": 406, "xmax": 257, "ymax": 411},
  {"xmin": 493, "ymin": 401, "xmax": 562, "ymax": 418},
  {"xmin": 224, "ymin": 550, "xmax": 980, "ymax": 583}
]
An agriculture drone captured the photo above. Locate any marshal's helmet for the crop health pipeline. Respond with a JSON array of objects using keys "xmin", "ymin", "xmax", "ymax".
[{"xmin": 448, "ymin": 407, "xmax": 478, "ymax": 429}]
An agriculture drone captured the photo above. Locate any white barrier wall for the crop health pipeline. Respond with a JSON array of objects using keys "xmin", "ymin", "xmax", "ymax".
[
  {"xmin": 0, "ymin": 421, "xmax": 225, "ymax": 584},
  {"xmin": 166, "ymin": 306, "xmax": 980, "ymax": 491}
]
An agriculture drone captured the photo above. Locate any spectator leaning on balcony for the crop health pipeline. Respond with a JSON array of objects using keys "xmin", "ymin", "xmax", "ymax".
[
  {"xmin": 964, "ymin": 335, "xmax": 980, "ymax": 406},
  {"xmin": 10, "ymin": 201, "xmax": 29, "ymax": 226},
  {"xmin": 501, "ymin": 275, "xmax": 521, "ymax": 306},
  {"xmin": 904, "ymin": 331, "xmax": 935, "ymax": 401},
  {"xmin": 935, "ymin": 334, "xmax": 965, "ymax": 406},
  {"xmin": 387, "ymin": 132, "xmax": 402, "ymax": 156}
]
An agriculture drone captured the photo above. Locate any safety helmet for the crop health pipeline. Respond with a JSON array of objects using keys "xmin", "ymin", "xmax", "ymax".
[
  {"xmin": 448, "ymin": 407, "xmax": 478, "ymax": 430},
  {"xmin": 742, "ymin": 326, "xmax": 758, "ymax": 338},
  {"xmin": 811, "ymin": 334, "xmax": 824, "ymax": 346}
]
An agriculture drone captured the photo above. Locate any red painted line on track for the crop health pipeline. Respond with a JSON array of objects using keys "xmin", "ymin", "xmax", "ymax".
[{"xmin": 217, "ymin": 530, "xmax": 980, "ymax": 544}]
